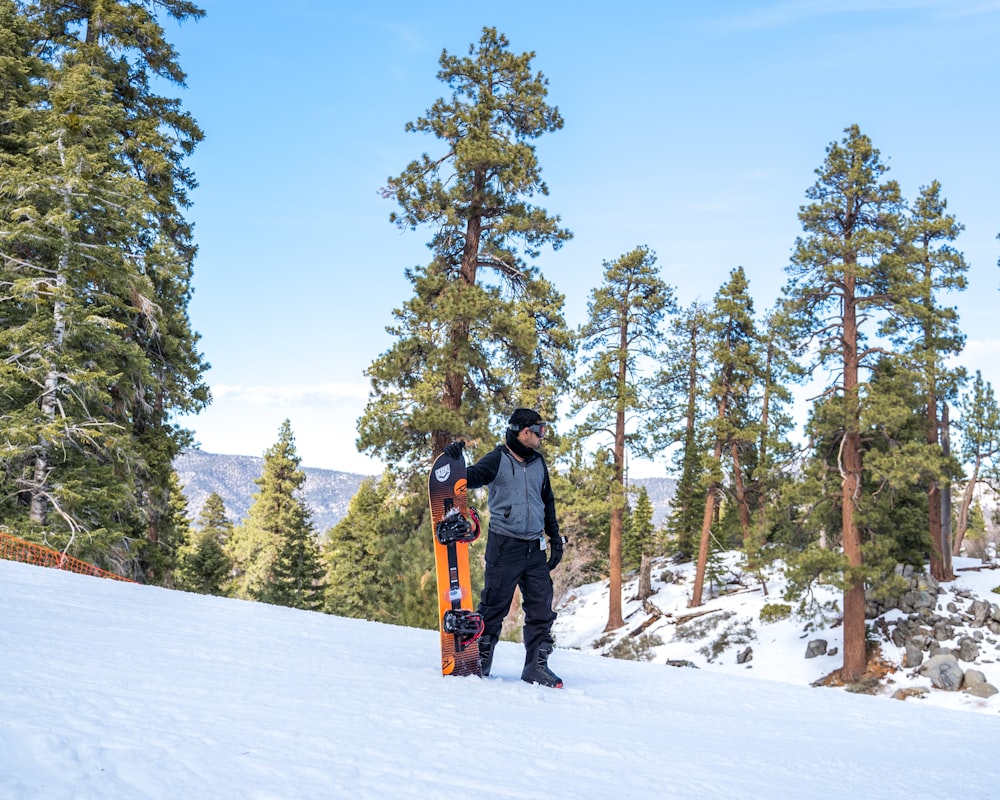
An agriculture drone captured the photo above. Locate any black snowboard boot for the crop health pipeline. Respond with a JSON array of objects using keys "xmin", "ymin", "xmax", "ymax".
[
  {"xmin": 521, "ymin": 642, "xmax": 563, "ymax": 688},
  {"xmin": 479, "ymin": 635, "xmax": 495, "ymax": 677}
]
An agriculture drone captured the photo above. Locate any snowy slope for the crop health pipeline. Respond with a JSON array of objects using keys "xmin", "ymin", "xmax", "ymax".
[
  {"xmin": 555, "ymin": 552, "xmax": 1000, "ymax": 715},
  {"xmin": 2, "ymin": 558, "xmax": 999, "ymax": 800}
]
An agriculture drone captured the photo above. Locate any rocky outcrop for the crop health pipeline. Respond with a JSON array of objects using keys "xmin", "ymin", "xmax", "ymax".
[{"xmin": 868, "ymin": 566, "xmax": 1000, "ymax": 698}]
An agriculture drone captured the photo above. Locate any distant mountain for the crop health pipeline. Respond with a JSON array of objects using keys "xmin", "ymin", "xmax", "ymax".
[
  {"xmin": 174, "ymin": 450, "xmax": 676, "ymax": 534},
  {"xmin": 630, "ymin": 477, "xmax": 676, "ymax": 525},
  {"xmin": 173, "ymin": 450, "xmax": 371, "ymax": 533}
]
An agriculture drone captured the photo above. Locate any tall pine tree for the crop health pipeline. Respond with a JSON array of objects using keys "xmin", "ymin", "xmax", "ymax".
[
  {"xmin": 573, "ymin": 245, "xmax": 676, "ymax": 631},
  {"xmin": 0, "ymin": 1, "xmax": 208, "ymax": 575},
  {"xmin": 782, "ymin": 124, "xmax": 905, "ymax": 681},
  {"xmin": 883, "ymin": 181, "xmax": 968, "ymax": 580},
  {"xmin": 359, "ymin": 27, "xmax": 573, "ymax": 468},
  {"xmin": 690, "ymin": 267, "xmax": 761, "ymax": 607},
  {"xmin": 659, "ymin": 303, "xmax": 711, "ymax": 560}
]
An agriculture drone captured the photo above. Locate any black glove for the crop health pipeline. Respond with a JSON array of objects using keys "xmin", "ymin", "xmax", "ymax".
[
  {"xmin": 547, "ymin": 534, "xmax": 566, "ymax": 571},
  {"xmin": 443, "ymin": 440, "xmax": 465, "ymax": 460}
]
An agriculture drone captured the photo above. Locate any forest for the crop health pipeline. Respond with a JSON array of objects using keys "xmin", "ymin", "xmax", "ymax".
[{"xmin": 1, "ymin": 4, "xmax": 998, "ymax": 683}]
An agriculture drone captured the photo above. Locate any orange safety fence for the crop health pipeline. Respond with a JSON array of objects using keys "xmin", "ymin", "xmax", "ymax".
[{"xmin": 0, "ymin": 531, "xmax": 135, "ymax": 583}]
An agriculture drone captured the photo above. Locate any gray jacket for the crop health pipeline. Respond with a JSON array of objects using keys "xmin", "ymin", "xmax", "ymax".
[{"xmin": 466, "ymin": 445, "xmax": 559, "ymax": 541}]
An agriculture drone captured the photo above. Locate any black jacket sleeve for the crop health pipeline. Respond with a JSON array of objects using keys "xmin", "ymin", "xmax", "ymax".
[
  {"xmin": 465, "ymin": 445, "xmax": 503, "ymax": 490},
  {"xmin": 541, "ymin": 457, "xmax": 559, "ymax": 538}
]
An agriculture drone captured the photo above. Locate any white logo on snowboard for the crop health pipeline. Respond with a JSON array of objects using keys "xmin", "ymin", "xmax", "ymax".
[{"xmin": 435, "ymin": 464, "xmax": 451, "ymax": 483}]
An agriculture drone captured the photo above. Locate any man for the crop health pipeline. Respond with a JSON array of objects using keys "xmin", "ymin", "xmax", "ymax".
[{"xmin": 444, "ymin": 408, "xmax": 566, "ymax": 687}]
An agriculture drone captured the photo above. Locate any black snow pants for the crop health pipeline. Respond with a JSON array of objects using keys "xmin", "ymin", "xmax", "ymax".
[{"xmin": 478, "ymin": 530, "xmax": 557, "ymax": 654}]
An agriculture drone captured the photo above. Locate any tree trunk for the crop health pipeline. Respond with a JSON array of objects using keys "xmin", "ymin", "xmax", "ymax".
[
  {"xmin": 435, "ymin": 199, "xmax": 484, "ymax": 456},
  {"xmin": 841, "ymin": 272, "xmax": 866, "ymax": 682},
  {"xmin": 730, "ymin": 440, "xmax": 752, "ymax": 547},
  {"xmin": 638, "ymin": 553, "xmax": 653, "ymax": 601},
  {"xmin": 692, "ymin": 374, "xmax": 732, "ymax": 608},
  {"xmin": 605, "ymin": 335, "xmax": 628, "ymax": 632},
  {"xmin": 690, "ymin": 478, "xmax": 719, "ymax": 608},
  {"xmin": 927, "ymin": 389, "xmax": 945, "ymax": 580},
  {"xmin": 953, "ymin": 463, "xmax": 979, "ymax": 556},
  {"xmin": 31, "ymin": 162, "xmax": 72, "ymax": 525},
  {"xmin": 939, "ymin": 403, "xmax": 954, "ymax": 578}
]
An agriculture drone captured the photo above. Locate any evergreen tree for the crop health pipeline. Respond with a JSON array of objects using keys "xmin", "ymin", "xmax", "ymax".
[
  {"xmin": 547, "ymin": 442, "xmax": 614, "ymax": 598},
  {"xmin": 197, "ymin": 492, "xmax": 233, "ymax": 534},
  {"xmin": 751, "ymin": 308, "xmax": 802, "ymax": 551},
  {"xmin": 374, "ymin": 474, "xmax": 442, "ymax": 629},
  {"xmin": 954, "ymin": 372, "xmax": 1000, "ymax": 554},
  {"xmin": 228, "ymin": 421, "xmax": 323, "ymax": 609},
  {"xmin": 690, "ymin": 267, "xmax": 761, "ymax": 607},
  {"xmin": 660, "ymin": 303, "xmax": 711, "ymax": 560},
  {"xmin": 359, "ymin": 27, "xmax": 573, "ymax": 468},
  {"xmin": 175, "ymin": 492, "xmax": 232, "ymax": 596},
  {"xmin": 573, "ymin": 245, "xmax": 676, "ymax": 631},
  {"xmin": 623, "ymin": 485, "xmax": 654, "ymax": 571},
  {"xmin": 781, "ymin": 124, "xmax": 905, "ymax": 681},
  {"xmin": 0, "ymin": 1, "xmax": 209, "ymax": 575},
  {"xmin": 323, "ymin": 476, "xmax": 387, "ymax": 618},
  {"xmin": 881, "ymin": 180, "xmax": 968, "ymax": 579},
  {"xmin": 0, "ymin": 35, "xmax": 154, "ymax": 555}
]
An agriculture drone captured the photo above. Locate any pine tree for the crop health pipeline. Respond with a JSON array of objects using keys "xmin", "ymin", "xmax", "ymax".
[
  {"xmin": 0, "ymin": 1, "xmax": 208, "ymax": 574},
  {"xmin": 659, "ymin": 302, "xmax": 711, "ymax": 560},
  {"xmin": 323, "ymin": 476, "xmax": 387, "ymax": 618},
  {"xmin": 573, "ymin": 245, "xmax": 676, "ymax": 631},
  {"xmin": 175, "ymin": 492, "xmax": 232, "ymax": 596},
  {"xmin": 197, "ymin": 492, "xmax": 233, "ymax": 535},
  {"xmin": 782, "ymin": 124, "xmax": 905, "ymax": 681},
  {"xmin": 623, "ymin": 486, "xmax": 654, "ymax": 571},
  {"xmin": 751, "ymin": 308, "xmax": 801, "ymax": 552},
  {"xmin": 690, "ymin": 267, "xmax": 761, "ymax": 607},
  {"xmin": 228, "ymin": 421, "xmax": 323, "ymax": 609},
  {"xmin": 954, "ymin": 372, "xmax": 1000, "ymax": 555},
  {"xmin": 0, "ymin": 33, "xmax": 155, "ymax": 555},
  {"xmin": 359, "ymin": 27, "xmax": 573, "ymax": 468},
  {"xmin": 882, "ymin": 181, "xmax": 968, "ymax": 580}
]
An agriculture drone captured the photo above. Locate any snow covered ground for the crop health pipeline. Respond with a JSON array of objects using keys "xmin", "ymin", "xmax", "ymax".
[
  {"xmin": 555, "ymin": 552, "xmax": 1000, "ymax": 715},
  {"xmin": 3, "ymin": 556, "xmax": 1000, "ymax": 799}
]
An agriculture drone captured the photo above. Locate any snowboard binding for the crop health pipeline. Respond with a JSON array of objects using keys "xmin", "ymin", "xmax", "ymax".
[
  {"xmin": 443, "ymin": 608, "xmax": 485, "ymax": 648},
  {"xmin": 435, "ymin": 506, "xmax": 481, "ymax": 545}
]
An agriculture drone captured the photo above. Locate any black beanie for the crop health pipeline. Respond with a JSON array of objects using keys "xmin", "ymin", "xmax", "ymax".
[{"xmin": 508, "ymin": 408, "xmax": 543, "ymax": 432}]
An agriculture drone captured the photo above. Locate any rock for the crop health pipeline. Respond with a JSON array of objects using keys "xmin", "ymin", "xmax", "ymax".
[
  {"xmin": 970, "ymin": 599, "xmax": 991, "ymax": 627},
  {"xmin": 931, "ymin": 621, "xmax": 953, "ymax": 642},
  {"xmin": 736, "ymin": 646, "xmax": 753, "ymax": 665},
  {"xmin": 827, "ymin": 647, "xmax": 838, "ymax": 657},
  {"xmin": 805, "ymin": 639, "xmax": 827, "ymax": 659},
  {"xmin": 965, "ymin": 682, "xmax": 999, "ymax": 698},
  {"xmin": 919, "ymin": 654, "xmax": 964, "ymax": 691},
  {"xmin": 962, "ymin": 669, "xmax": 987, "ymax": 689},
  {"xmin": 903, "ymin": 643, "xmax": 924, "ymax": 668},
  {"xmin": 957, "ymin": 637, "xmax": 981, "ymax": 662},
  {"xmin": 892, "ymin": 686, "xmax": 929, "ymax": 701}
]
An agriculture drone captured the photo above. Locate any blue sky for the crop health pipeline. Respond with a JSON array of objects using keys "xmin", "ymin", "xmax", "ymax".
[{"xmin": 164, "ymin": 1, "xmax": 1000, "ymax": 475}]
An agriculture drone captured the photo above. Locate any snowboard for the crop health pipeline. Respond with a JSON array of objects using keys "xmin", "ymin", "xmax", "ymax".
[{"xmin": 428, "ymin": 450, "xmax": 484, "ymax": 677}]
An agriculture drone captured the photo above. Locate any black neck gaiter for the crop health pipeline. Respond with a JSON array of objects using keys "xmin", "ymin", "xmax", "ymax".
[{"xmin": 505, "ymin": 429, "xmax": 535, "ymax": 461}]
